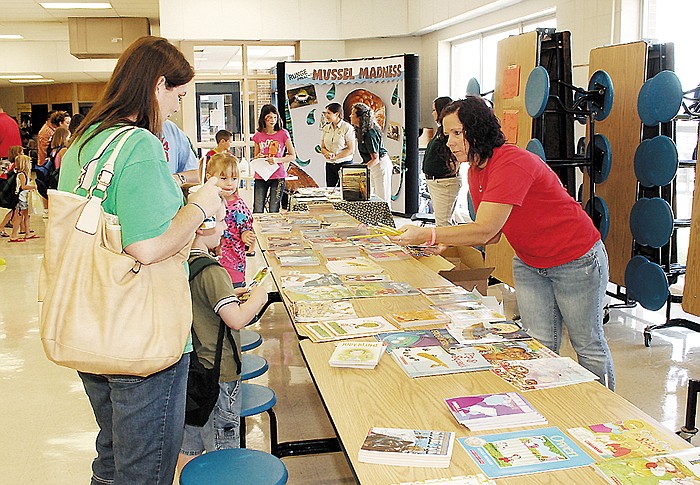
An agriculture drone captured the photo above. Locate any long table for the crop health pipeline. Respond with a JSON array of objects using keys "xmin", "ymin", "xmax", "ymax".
[{"xmin": 256, "ymin": 216, "xmax": 692, "ymax": 483}]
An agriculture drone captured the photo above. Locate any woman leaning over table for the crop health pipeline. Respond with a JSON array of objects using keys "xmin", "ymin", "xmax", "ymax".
[
  {"xmin": 320, "ymin": 102, "xmax": 356, "ymax": 188},
  {"xmin": 423, "ymin": 96, "xmax": 463, "ymax": 226},
  {"xmin": 392, "ymin": 96, "xmax": 615, "ymax": 390},
  {"xmin": 57, "ymin": 36, "xmax": 222, "ymax": 485},
  {"xmin": 350, "ymin": 102, "xmax": 393, "ymax": 205}
]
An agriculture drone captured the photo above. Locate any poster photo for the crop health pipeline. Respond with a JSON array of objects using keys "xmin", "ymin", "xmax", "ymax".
[{"xmin": 279, "ymin": 55, "xmax": 418, "ymax": 215}]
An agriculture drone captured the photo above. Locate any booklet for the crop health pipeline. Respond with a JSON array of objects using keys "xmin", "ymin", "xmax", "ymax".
[
  {"xmin": 374, "ymin": 329, "xmax": 461, "ymax": 353},
  {"xmin": 567, "ymin": 419, "xmax": 679, "ymax": 460},
  {"xmin": 593, "ymin": 447, "xmax": 700, "ymax": 484},
  {"xmin": 300, "ymin": 316, "xmax": 398, "ymax": 342},
  {"xmin": 291, "ymin": 300, "xmax": 357, "ymax": 323},
  {"xmin": 390, "ymin": 345, "xmax": 491, "ymax": 378},
  {"xmin": 385, "ymin": 309, "xmax": 451, "ymax": 328},
  {"xmin": 325, "ymin": 257, "xmax": 384, "ymax": 275},
  {"xmin": 283, "ymin": 284, "xmax": 353, "ymax": 302},
  {"xmin": 251, "ymin": 157, "xmax": 280, "ymax": 181},
  {"xmin": 458, "ymin": 427, "xmax": 594, "ymax": 478},
  {"xmin": 445, "ymin": 392, "xmax": 546, "ymax": 431},
  {"xmin": 491, "ymin": 357, "xmax": 598, "ymax": 391},
  {"xmin": 358, "ymin": 428, "xmax": 455, "ymax": 468},
  {"xmin": 280, "ymin": 272, "xmax": 344, "ymax": 287},
  {"xmin": 446, "ymin": 320, "xmax": 531, "ymax": 345},
  {"xmin": 328, "ymin": 341, "xmax": 386, "ymax": 369},
  {"xmin": 346, "ymin": 281, "xmax": 420, "ymax": 298},
  {"xmin": 472, "ymin": 340, "xmax": 559, "ymax": 364}
]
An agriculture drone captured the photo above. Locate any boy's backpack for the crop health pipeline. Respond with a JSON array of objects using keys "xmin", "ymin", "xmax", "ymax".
[
  {"xmin": 0, "ymin": 170, "xmax": 19, "ymax": 209},
  {"xmin": 35, "ymin": 146, "xmax": 62, "ymax": 199},
  {"xmin": 185, "ymin": 255, "xmax": 242, "ymax": 427}
]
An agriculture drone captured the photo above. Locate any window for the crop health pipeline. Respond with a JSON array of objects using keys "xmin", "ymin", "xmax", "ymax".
[
  {"xmin": 450, "ymin": 14, "xmax": 556, "ymax": 99},
  {"xmin": 192, "ymin": 43, "xmax": 296, "ymax": 160}
]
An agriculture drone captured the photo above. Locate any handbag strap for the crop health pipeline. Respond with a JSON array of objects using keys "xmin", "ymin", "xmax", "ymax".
[{"xmin": 74, "ymin": 126, "xmax": 139, "ymax": 235}]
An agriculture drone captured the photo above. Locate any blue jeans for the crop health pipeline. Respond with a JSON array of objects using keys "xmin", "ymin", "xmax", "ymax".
[
  {"xmin": 253, "ymin": 178, "xmax": 285, "ymax": 213},
  {"xmin": 181, "ymin": 380, "xmax": 242, "ymax": 455},
  {"xmin": 79, "ymin": 355, "xmax": 189, "ymax": 485},
  {"xmin": 512, "ymin": 240, "xmax": 615, "ymax": 390}
]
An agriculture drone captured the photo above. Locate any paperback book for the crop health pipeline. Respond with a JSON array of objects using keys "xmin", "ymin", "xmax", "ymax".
[
  {"xmin": 266, "ymin": 236, "xmax": 305, "ymax": 250},
  {"xmin": 346, "ymin": 281, "xmax": 420, "ymax": 298},
  {"xmin": 325, "ymin": 257, "xmax": 384, "ymax": 275},
  {"xmin": 340, "ymin": 273, "xmax": 392, "ymax": 283},
  {"xmin": 358, "ymin": 428, "xmax": 455, "ymax": 468},
  {"xmin": 567, "ymin": 419, "xmax": 679, "ymax": 460},
  {"xmin": 392, "ymin": 475, "xmax": 496, "ymax": 485},
  {"xmin": 273, "ymin": 249, "xmax": 321, "ymax": 267},
  {"xmin": 592, "ymin": 447, "xmax": 700, "ymax": 484},
  {"xmin": 441, "ymin": 309, "xmax": 507, "ymax": 325},
  {"xmin": 444, "ymin": 392, "xmax": 546, "ymax": 431},
  {"xmin": 418, "ymin": 285, "xmax": 469, "ymax": 297},
  {"xmin": 390, "ymin": 345, "xmax": 491, "ymax": 378},
  {"xmin": 366, "ymin": 249, "xmax": 412, "ymax": 262},
  {"xmin": 374, "ymin": 329, "xmax": 461, "ymax": 353},
  {"xmin": 425, "ymin": 292, "xmax": 483, "ymax": 306},
  {"xmin": 385, "ymin": 309, "xmax": 451, "ymax": 328},
  {"xmin": 458, "ymin": 427, "xmax": 594, "ymax": 478},
  {"xmin": 291, "ymin": 300, "xmax": 357, "ymax": 323},
  {"xmin": 319, "ymin": 243, "xmax": 362, "ymax": 259},
  {"xmin": 446, "ymin": 321, "xmax": 531, "ymax": 345},
  {"xmin": 300, "ymin": 316, "xmax": 398, "ymax": 342},
  {"xmin": 491, "ymin": 357, "xmax": 598, "ymax": 391},
  {"xmin": 328, "ymin": 341, "xmax": 386, "ymax": 368},
  {"xmin": 472, "ymin": 340, "xmax": 559, "ymax": 364},
  {"xmin": 280, "ymin": 272, "xmax": 344, "ymax": 287},
  {"xmin": 283, "ymin": 284, "xmax": 353, "ymax": 302}
]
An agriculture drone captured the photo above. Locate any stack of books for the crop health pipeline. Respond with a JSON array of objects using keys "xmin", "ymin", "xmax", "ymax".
[
  {"xmin": 385, "ymin": 309, "xmax": 451, "ymax": 328},
  {"xmin": 491, "ymin": 357, "xmax": 598, "ymax": 391},
  {"xmin": 444, "ymin": 392, "xmax": 547, "ymax": 431},
  {"xmin": 273, "ymin": 249, "xmax": 321, "ymax": 266},
  {"xmin": 300, "ymin": 316, "xmax": 398, "ymax": 342},
  {"xmin": 358, "ymin": 428, "xmax": 455, "ymax": 468},
  {"xmin": 328, "ymin": 341, "xmax": 386, "ymax": 369}
]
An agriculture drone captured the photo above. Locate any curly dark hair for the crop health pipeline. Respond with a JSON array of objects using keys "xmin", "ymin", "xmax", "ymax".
[
  {"xmin": 352, "ymin": 102, "xmax": 381, "ymax": 143},
  {"xmin": 432, "ymin": 96, "xmax": 457, "ymax": 174},
  {"xmin": 442, "ymin": 96, "xmax": 505, "ymax": 164}
]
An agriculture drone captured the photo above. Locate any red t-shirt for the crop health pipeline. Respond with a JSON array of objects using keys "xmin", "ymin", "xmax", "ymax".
[
  {"xmin": 468, "ymin": 144, "xmax": 600, "ymax": 268},
  {"xmin": 0, "ymin": 113, "xmax": 22, "ymax": 159}
]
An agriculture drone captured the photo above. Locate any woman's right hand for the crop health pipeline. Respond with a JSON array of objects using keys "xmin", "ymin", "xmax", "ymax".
[{"xmin": 188, "ymin": 176, "xmax": 222, "ymax": 217}]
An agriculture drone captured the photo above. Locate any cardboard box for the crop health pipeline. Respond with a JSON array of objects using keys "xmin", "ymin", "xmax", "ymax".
[{"xmin": 438, "ymin": 246, "xmax": 494, "ymax": 295}]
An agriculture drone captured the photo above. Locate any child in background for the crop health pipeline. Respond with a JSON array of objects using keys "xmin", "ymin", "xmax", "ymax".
[
  {"xmin": 205, "ymin": 130, "xmax": 232, "ymax": 161},
  {"xmin": 178, "ymin": 202, "xmax": 269, "ymax": 471},
  {"xmin": 1, "ymin": 145, "xmax": 24, "ymax": 237},
  {"xmin": 206, "ymin": 152, "xmax": 255, "ymax": 285},
  {"xmin": 9, "ymin": 154, "xmax": 38, "ymax": 242}
]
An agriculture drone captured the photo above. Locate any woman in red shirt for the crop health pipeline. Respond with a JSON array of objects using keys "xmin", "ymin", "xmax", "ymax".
[{"xmin": 395, "ymin": 97, "xmax": 614, "ymax": 390}]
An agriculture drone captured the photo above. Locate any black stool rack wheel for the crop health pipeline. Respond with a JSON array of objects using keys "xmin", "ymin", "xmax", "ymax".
[{"xmin": 677, "ymin": 379, "xmax": 700, "ymax": 443}]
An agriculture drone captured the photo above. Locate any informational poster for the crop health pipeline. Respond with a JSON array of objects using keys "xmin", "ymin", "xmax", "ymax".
[{"xmin": 278, "ymin": 55, "xmax": 420, "ymax": 216}]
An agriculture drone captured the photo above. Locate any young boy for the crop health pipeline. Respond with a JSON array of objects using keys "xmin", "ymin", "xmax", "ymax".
[
  {"xmin": 178, "ymin": 202, "xmax": 268, "ymax": 471},
  {"xmin": 205, "ymin": 130, "xmax": 233, "ymax": 160}
]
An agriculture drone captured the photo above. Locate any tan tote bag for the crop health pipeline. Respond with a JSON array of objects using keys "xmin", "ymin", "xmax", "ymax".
[{"xmin": 39, "ymin": 126, "xmax": 193, "ymax": 377}]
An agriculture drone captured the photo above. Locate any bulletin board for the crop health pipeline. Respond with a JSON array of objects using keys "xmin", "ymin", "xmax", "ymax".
[{"xmin": 277, "ymin": 55, "xmax": 420, "ymax": 216}]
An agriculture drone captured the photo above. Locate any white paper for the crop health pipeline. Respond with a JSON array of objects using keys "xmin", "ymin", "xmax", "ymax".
[{"xmin": 251, "ymin": 157, "xmax": 279, "ymax": 181}]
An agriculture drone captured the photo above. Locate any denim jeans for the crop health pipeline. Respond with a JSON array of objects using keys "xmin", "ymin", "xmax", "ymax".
[
  {"xmin": 79, "ymin": 354, "xmax": 189, "ymax": 485},
  {"xmin": 512, "ymin": 240, "xmax": 615, "ymax": 390},
  {"xmin": 253, "ymin": 178, "xmax": 285, "ymax": 213},
  {"xmin": 181, "ymin": 379, "xmax": 242, "ymax": 455}
]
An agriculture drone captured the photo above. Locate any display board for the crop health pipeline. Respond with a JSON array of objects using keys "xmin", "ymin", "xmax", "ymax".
[
  {"xmin": 277, "ymin": 55, "xmax": 420, "ymax": 216},
  {"xmin": 585, "ymin": 42, "xmax": 648, "ymax": 286},
  {"xmin": 487, "ymin": 31, "xmax": 540, "ymax": 287}
]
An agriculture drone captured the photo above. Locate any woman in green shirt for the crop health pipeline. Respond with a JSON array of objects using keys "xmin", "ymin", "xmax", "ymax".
[{"xmin": 350, "ymin": 102, "xmax": 393, "ymax": 206}]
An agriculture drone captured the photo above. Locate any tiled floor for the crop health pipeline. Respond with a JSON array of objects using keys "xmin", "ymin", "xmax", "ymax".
[{"xmin": 0, "ymin": 211, "xmax": 698, "ymax": 484}]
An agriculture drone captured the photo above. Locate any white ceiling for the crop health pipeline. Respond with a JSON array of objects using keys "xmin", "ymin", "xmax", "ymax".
[{"xmin": 0, "ymin": 0, "xmax": 159, "ymax": 23}]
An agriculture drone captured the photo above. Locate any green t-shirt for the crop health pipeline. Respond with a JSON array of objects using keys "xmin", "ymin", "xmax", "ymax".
[
  {"xmin": 357, "ymin": 127, "xmax": 388, "ymax": 163},
  {"xmin": 58, "ymin": 124, "xmax": 193, "ymax": 354},
  {"xmin": 188, "ymin": 251, "xmax": 242, "ymax": 382}
]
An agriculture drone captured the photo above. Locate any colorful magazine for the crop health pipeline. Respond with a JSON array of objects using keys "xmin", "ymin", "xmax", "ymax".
[
  {"xmin": 358, "ymin": 428, "xmax": 455, "ymax": 467},
  {"xmin": 385, "ymin": 309, "xmax": 451, "ymax": 328},
  {"xmin": 328, "ymin": 341, "xmax": 386, "ymax": 368},
  {"xmin": 280, "ymin": 272, "xmax": 344, "ymax": 287},
  {"xmin": 567, "ymin": 419, "xmax": 678, "ymax": 460},
  {"xmin": 418, "ymin": 286, "xmax": 469, "ymax": 296},
  {"xmin": 390, "ymin": 346, "xmax": 491, "ymax": 378},
  {"xmin": 458, "ymin": 427, "xmax": 594, "ymax": 478},
  {"xmin": 425, "ymin": 292, "xmax": 483, "ymax": 306},
  {"xmin": 291, "ymin": 300, "xmax": 357, "ymax": 323},
  {"xmin": 492, "ymin": 357, "xmax": 598, "ymax": 391},
  {"xmin": 374, "ymin": 329, "xmax": 461, "ymax": 353},
  {"xmin": 266, "ymin": 236, "xmax": 305, "ymax": 250},
  {"xmin": 473, "ymin": 340, "xmax": 559, "ymax": 364},
  {"xmin": 300, "ymin": 316, "xmax": 398, "ymax": 342},
  {"xmin": 593, "ymin": 447, "xmax": 700, "ymax": 484},
  {"xmin": 444, "ymin": 392, "xmax": 546, "ymax": 431},
  {"xmin": 283, "ymin": 284, "xmax": 353, "ymax": 302},
  {"xmin": 441, "ymin": 309, "xmax": 506, "ymax": 325},
  {"xmin": 325, "ymin": 257, "xmax": 384, "ymax": 275},
  {"xmin": 340, "ymin": 273, "xmax": 392, "ymax": 283},
  {"xmin": 346, "ymin": 281, "xmax": 420, "ymax": 298},
  {"xmin": 446, "ymin": 321, "xmax": 531, "ymax": 345},
  {"xmin": 273, "ymin": 249, "xmax": 321, "ymax": 266}
]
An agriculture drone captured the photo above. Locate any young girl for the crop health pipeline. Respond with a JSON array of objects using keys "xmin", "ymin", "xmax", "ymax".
[
  {"xmin": 252, "ymin": 104, "xmax": 296, "ymax": 213},
  {"xmin": 206, "ymin": 152, "xmax": 255, "ymax": 286},
  {"xmin": 1, "ymin": 145, "xmax": 23, "ymax": 237},
  {"xmin": 9, "ymin": 154, "xmax": 38, "ymax": 242}
]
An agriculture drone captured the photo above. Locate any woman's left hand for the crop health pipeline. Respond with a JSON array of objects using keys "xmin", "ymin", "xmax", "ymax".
[{"xmin": 388, "ymin": 224, "xmax": 431, "ymax": 246}]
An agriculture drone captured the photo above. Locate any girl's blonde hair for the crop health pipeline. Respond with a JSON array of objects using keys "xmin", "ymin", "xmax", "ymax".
[
  {"xmin": 15, "ymin": 154, "xmax": 32, "ymax": 174},
  {"xmin": 206, "ymin": 152, "xmax": 239, "ymax": 179},
  {"xmin": 7, "ymin": 145, "xmax": 23, "ymax": 164}
]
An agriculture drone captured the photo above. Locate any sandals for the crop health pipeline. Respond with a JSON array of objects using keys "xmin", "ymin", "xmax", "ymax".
[
  {"xmin": 8, "ymin": 238, "xmax": 25, "ymax": 243},
  {"xmin": 23, "ymin": 234, "xmax": 40, "ymax": 240},
  {"xmin": 0, "ymin": 231, "xmax": 8, "ymax": 237}
]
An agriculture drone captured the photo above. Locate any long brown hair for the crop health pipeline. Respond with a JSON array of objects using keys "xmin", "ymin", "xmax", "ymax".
[
  {"xmin": 51, "ymin": 127, "xmax": 69, "ymax": 149},
  {"xmin": 71, "ymin": 36, "xmax": 194, "ymax": 154}
]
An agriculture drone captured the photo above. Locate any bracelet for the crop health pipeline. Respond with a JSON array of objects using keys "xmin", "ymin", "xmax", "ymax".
[
  {"xmin": 177, "ymin": 173, "xmax": 186, "ymax": 185},
  {"xmin": 427, "ymin": 227, "xmax": 437, "ymax": 246},
  {"xmin": 188, "ymin": 202, "xmax": 207, "ymax": 221}
]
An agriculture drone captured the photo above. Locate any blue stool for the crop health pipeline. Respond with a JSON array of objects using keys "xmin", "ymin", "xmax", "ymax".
[
  {"xmin": 180, "ymin": 448, "xmax": 288, "ymax": 485},
  {"xmin": 241, "ymin": 329, "xmax": 262, "ymax": 352},
  {"xmin": 241, "ymin": 354, "xmax": 269, "ymax": 381},
  {"xmin": 240, "ymin": 383, "xmax": 278, "ymax": 456}
]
